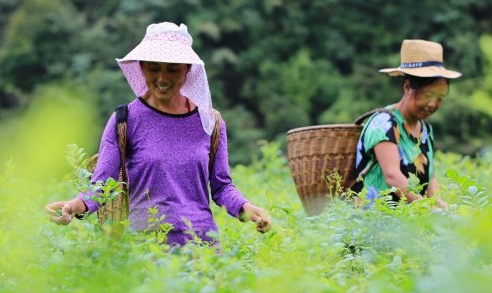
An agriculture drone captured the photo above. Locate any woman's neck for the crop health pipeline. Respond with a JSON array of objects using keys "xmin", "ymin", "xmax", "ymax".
[
  {"xmin": 393, "ymin": 101, "xmax": 421, "ymax": 137},
  {"xmin": 142, "ymin": 92, "xmax": 192, "ymax": 114},
  {"xmin": 393, "ymin": 101, "xmax": 418, "ymax": 126}
]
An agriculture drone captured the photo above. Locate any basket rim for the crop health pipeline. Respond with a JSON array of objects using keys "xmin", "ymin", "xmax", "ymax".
[{"xmin": 286, "ymin": 124, "xmax": 362, "ymax": 135}]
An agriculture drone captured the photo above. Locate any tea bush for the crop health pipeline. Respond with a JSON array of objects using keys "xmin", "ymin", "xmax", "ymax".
[{"xmin": 1, "ymin": 142, "xmax": 492, "ymax": 292}]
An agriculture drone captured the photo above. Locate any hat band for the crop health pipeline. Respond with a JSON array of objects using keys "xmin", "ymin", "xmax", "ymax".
[{"xmin": 400, "ymin": 61, "xmax": 443, "ymax": 69}]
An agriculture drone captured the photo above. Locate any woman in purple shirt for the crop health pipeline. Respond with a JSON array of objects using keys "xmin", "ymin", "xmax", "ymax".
[{"xmin": 45, "ymin": 22, "xmax": 272, "ymax": 247}]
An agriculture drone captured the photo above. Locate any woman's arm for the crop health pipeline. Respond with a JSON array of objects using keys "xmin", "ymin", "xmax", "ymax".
[
  {"xmin": 427, "ymin": 175, "xmax": 438, "ymax": 197},
  {"xmin": 374, "ymin": 141, "xmax": 423, "ymax": 203},
  {"xmin": 76, "ymin": 113, "xmax": 122, "ymax": 213},
  {"xmin": 209, "ymin": 119, "xmax": 249, "ymax": 217},
  {"xmin": 45, "ymin": 112, "xmax": 122, "ymax": 224},
  {"xmin": 209, "ymin": 119, "xmax": 272, "ymax": 232},
  {"xmin": 427, "ymin": 175, "xmax": 448, "ymax": 209}
]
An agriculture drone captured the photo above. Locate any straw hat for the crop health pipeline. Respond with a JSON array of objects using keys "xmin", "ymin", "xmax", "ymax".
[
  {"xmin": 379, "ymin": 39, "xmax": 462, "ymax": 79},
  {"xmin": 116, "ymin": 22, "xmax": 215, "ymax": 135}
]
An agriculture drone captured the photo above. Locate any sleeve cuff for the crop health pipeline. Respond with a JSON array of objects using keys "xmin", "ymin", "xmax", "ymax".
[
  {"xmin": 77, "ymin": 192, "xmax": 101, "ymax": 214},
  {"xmin": 232, "ymin": 199, "xmax": 250, "ymax": 218}
]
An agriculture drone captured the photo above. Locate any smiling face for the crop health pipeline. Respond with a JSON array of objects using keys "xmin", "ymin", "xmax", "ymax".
[
  {"xmin": 404, "ymin": 77, "xmax": 449, "ymax": 120},
  {"xmin": 140, "ymin": 61, "xmax": 190, "ymax": 102}
]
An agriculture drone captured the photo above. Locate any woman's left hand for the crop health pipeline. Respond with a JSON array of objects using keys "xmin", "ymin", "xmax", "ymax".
[
  {"xmin": 436, "ymin": 197, "xmax": 449, "ymax": 211},
  {"xmin": 240, "ymin": 202, "xmax": 272, "ymax": 233}
]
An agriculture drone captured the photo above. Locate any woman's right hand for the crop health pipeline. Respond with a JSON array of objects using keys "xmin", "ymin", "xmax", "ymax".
[
  {"xmin": 44, "ymin": 198, "xmax": 87, "ymax": 225},
  {"xmin": 239, "ymin": 202, "xmax": 272, "ymax": 233},
  {"xmin": 435, "ymin": 197, "xmax": 449, "ymax": 211},
  {"xmin": 407, "ymin": 193, "xmax": 424, "ymax": 203}
]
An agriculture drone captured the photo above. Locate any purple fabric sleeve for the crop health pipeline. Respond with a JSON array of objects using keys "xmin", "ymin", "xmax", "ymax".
[
  {"xmin": 77, "ymin": 113, "xmax": 121, "ymax": 214},
  {"xmin": 210, "ymin": 119, "xmax": 249, "ymax": 217}
]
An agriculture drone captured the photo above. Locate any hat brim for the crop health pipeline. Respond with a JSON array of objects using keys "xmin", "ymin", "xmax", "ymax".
[
  {"xmin": 116, "ymin": 40, "xmax": 204, "ymax": 65},
  {"xmin": 379, "ymin": 66, "xmax": 462, "ymax": 79}
]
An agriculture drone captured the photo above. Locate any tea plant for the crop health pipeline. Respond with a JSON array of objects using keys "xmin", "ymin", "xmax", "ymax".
[
  {"xmin": 65, "ymin": 143, "xmax": 125, "ymax": 207},
  {"xmin": 1, "ymin": 142, "xmax": 492, "ymax": 292}
]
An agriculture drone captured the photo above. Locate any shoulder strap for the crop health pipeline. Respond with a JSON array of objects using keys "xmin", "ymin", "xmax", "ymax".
[
  {"xmin": 208, "ymin": 109, "xmax": 221, "ymax": 173},
  {"xmin": 115, "ymin": 104, "xmax": 129, "ymax": 190},
  {"xmin": 353, "ymin": 108, "xmax": 391, "ymax": 125},
  {"xmin": 349, "ymin": 108, "xmax": 394, "ymax": 189}
]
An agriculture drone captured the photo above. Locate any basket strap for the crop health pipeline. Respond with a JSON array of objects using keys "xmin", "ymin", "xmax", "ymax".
[
  {"xmin": 115, "ymin": 104, "xmax": 129, "ymax": 194},
  {"xmin": 348, "ymin": 160, "xmax": 376, "ymax": 189},
  {"xmin": 208, "ymin": 109, "xmax": 221, "ymax": 173},
  {"xmin": 353, "ymin": 108, "xmax": 391, "ymax": 125},
  {"xmin": 348, "ymin": 108, "xmax": 394, "ymax": 189}
]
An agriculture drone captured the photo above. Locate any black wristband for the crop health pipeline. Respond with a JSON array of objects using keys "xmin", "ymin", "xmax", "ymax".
[{"xmin": 75, "ymin": 201, "xmax": 89, "ymax": 220}]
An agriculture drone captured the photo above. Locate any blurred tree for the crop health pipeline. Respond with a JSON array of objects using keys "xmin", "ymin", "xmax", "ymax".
[
  {"xmin": 0, "ymin": 0, "xmax": 491, "ymax": 164},
  {"xmin": 0, "ymin": 0, "xmax": 21, "ymax": 40},
  {"xmin": 0, "ymin": 0, "xmax": 82, "ymax": 91}
]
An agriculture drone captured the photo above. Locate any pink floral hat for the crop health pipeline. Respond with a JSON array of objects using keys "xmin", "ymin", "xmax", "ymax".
[{"xmin": 116, "ymin": 22, "xmax": 215, "ymax": 135}]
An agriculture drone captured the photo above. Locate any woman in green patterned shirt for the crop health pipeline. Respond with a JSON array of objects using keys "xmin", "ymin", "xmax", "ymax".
[{"xmin": 352, "ymin": 40, "xmax": 461, "ymax": 208}]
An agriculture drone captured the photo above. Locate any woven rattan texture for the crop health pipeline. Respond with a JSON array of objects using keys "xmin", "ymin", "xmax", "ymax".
[
  {"xmin": 86, "ymin": 154, "xmax": 129, "ymax": 225},
  {"xmin": 287, "ymin": 125, "xmax": 362, "ymax": 215}
]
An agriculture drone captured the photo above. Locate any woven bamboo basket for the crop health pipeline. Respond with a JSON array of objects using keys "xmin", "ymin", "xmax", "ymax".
[{"xmin": 286, "ymin": 110, "xmax": 379, "ymax": 215}]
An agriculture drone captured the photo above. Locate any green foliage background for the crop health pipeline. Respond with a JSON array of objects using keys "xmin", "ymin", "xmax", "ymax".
[
  {"xmin": 1, "ymin": 2, "xmax": 492, "ymax": 292},
  {"xmin": 1, "ymin": 0, "xmax": 492, "ymax": 164}
]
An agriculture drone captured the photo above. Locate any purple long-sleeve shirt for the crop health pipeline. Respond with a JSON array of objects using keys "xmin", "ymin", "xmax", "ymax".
[{"xmin": 79, "ymin": 97, "xmax": 249, "ymax": 245}]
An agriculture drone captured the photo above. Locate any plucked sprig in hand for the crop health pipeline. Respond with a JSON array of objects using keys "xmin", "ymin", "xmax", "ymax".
[
  {"xmin": 65, "ymin": 144, "xmax": 126, "ymax": 206},
  {"xmin": 65, "ymin": 144, "xmax": 92, "ymax": 193}
]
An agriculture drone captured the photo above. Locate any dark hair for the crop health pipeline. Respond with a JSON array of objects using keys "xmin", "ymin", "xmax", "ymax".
[{"xmin": 403, "ymin": 75, "xmax": 450, "ymax": 96}]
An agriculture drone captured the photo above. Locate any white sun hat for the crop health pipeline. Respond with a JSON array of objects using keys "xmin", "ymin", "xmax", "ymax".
[
  {"xmin": 116, "ymin": 22, "xmax": 215, "ymax": 135},
  {"xmin": 379, "ymin": 39, "xmax": 462, "ymax": 79}
]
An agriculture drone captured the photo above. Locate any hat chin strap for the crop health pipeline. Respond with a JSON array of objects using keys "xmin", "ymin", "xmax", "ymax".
[{"xmin": 400, "ymin": 61, "xmax": 443, "ymax": 69}]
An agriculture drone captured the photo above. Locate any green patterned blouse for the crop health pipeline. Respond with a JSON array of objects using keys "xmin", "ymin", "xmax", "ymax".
[{"xmin": 352, "ymin": 108, "xmax": 435, "ymax": 206}]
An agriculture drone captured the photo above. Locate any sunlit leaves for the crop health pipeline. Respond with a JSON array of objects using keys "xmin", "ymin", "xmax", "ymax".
[{"xmin": 2, "ymin": 144, "xmax": 492, "ymax": 292}]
